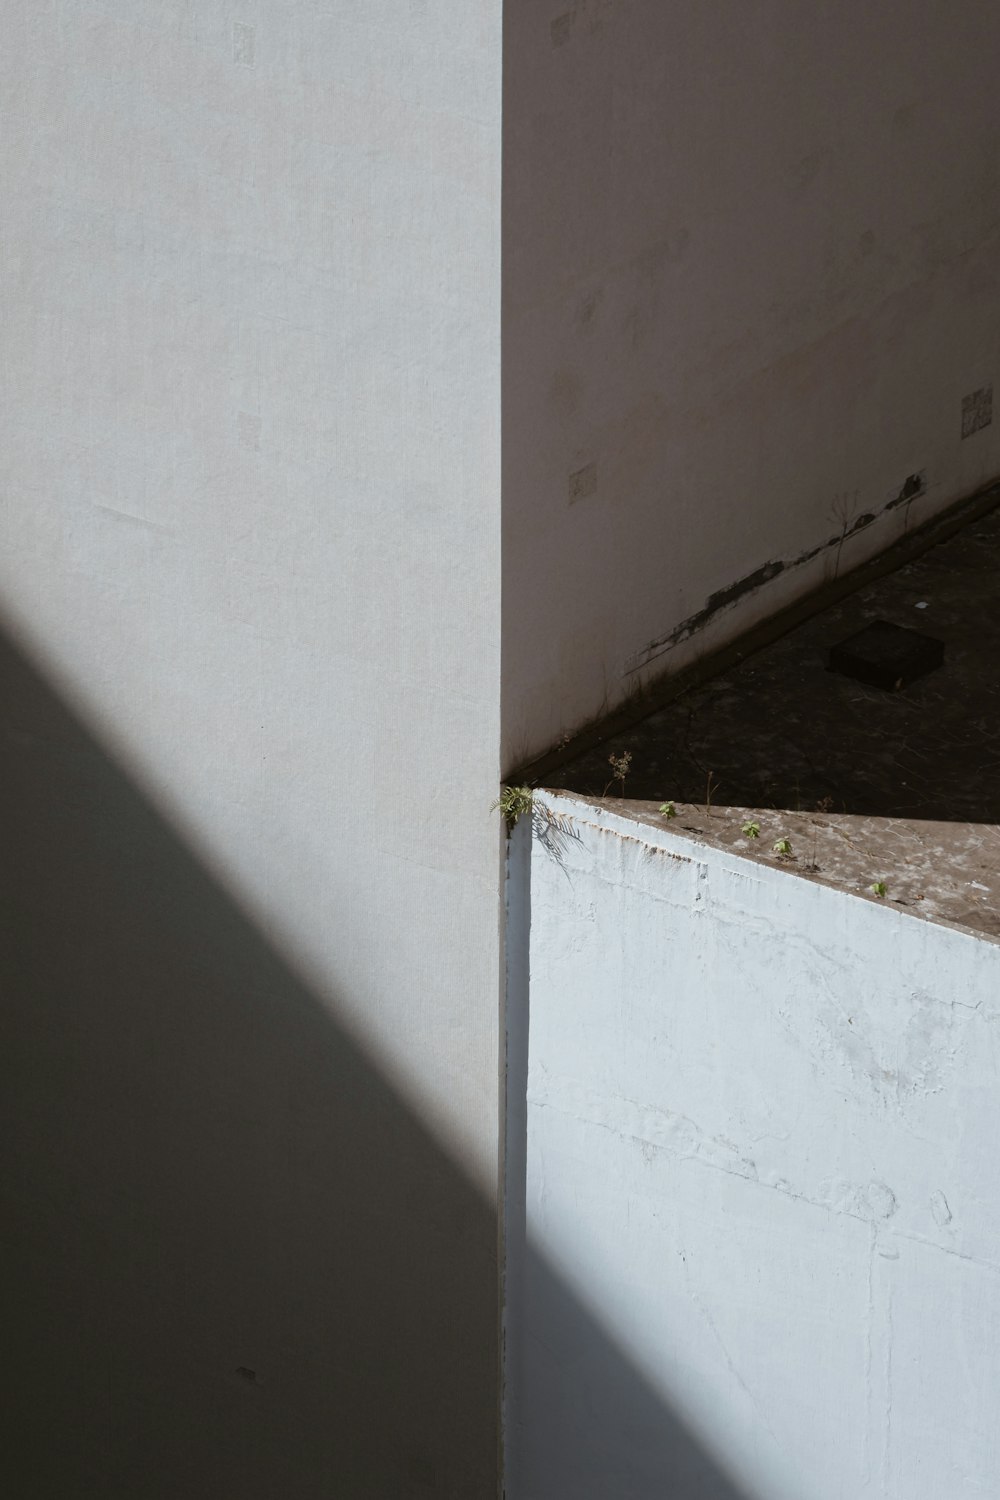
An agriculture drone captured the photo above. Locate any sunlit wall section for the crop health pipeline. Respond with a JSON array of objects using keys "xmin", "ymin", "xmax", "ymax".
[
  {"xmin": 1, "ymin": 4, "xmax": 501, "ymax": 1494},
  {"xmin": 510, "ymin": 792, "xmax": 1000, "ymax": 1499}
]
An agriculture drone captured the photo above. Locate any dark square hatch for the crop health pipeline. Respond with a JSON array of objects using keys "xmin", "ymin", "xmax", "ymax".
[{"xmin": 828, "ymin": 619, "xmax": 944, "ymax": 690}]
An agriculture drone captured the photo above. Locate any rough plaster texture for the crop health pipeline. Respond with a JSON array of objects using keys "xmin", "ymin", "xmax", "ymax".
[
  {"xmin": 507, "ymin": 791, "xmax": 1000, "ymax": 1499},
  {"xmin": 2, "ymin": 4, "xmax": 501, "ymax": 1494},
  {"xmin": 502, "ymin": 1, "xmax": 1000, "ymax": 767}
]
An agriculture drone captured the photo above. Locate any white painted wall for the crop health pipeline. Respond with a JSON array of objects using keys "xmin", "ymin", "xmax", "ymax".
[
  {"xmin": 1, "ymin": 4, "xmax": 501, "ymax": 1494},
  {"xmin": 502, "ymin": 1, "xmax": 1000, "ymax": 767},
  {"xmin": 508, "ymin": 792, "xmax": 1000, "ymax": 1499}
]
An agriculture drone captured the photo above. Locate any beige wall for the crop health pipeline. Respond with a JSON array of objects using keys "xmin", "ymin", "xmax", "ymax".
[{"xmin": 502, "ymin": 0, "xmax": 1000, "ymax": 768}]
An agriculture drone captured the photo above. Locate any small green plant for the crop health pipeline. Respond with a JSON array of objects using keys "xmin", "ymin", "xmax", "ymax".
[
  {"xmin": 772, "ymin": 837, "xmax": 793, "ymax": 857},
  {"xmin": 491, "ymin": 785, "xmax": 533, "ymax": 832},
  {"xmin": 659, "ymin": 801, "xmax": 677, "ymax": 819},
  {"xmin": 741, "ymin": 820, "xmax": 760, "ymax": 839},
  {"xmin": 705, "ymin": 770, "xmax": 718, "ymax": 818},
  {"xmin": 603, "ymin": 750, "xmax": 633, "ymax": 797},
  {"xmin": 870, "ymin": 880, "xmax": 887, "ymax": 898}
]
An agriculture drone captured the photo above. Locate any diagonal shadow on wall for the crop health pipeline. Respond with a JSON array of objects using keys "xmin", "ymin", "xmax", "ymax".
[
  {"xmin": 503, "ymin": 815, "xmax": 752, "ymax": 1500},
  {"xmin": 0, "ymin": 624, "xmax": 749, "ymax": 1500}
]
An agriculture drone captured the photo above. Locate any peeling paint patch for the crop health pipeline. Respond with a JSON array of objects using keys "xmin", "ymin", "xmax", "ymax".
[
  {"xmin": 887, "ymin": 471, "xmax": 927, "ymax": 510},
  {"xmin": 962, "ymin": 384, "xmax": 993, "ymax": 438},
  {"xmin": 623, "ymin": 480, "xmax": 934, "ymax": 674},
  {"xmin": 627, "ymin": 558, "xmax": 786, "ymax": 668}
]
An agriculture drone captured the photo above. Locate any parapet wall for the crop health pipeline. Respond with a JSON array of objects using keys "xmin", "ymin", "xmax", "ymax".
[{"xmin": 506, "ymin": 791, "xmax": 1000, "ymax": 1499}]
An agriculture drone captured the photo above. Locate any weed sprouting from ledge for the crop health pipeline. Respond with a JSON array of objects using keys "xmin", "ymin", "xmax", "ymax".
[
  {"xmin": 492, "ymin": 785, "xmax": 533, "ymax": 832},
  {"xmin": 604, "ymin": 750, "xmax": 633, "ymax": 797}
]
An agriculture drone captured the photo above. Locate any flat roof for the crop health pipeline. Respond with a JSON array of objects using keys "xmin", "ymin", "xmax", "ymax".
[{"xmin": 548, "ymin": 495, "xmax": 1000, "ymax": 940}]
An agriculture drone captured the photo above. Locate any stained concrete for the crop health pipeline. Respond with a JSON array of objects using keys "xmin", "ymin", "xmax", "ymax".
[{"xmin": 552, "ymin": 498, "xmax": 1000, "ymax": 938}]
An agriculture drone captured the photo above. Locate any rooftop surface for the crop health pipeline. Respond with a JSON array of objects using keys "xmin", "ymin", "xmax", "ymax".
[{"xmin": 547, "ymin": 492, "xmax": 1000, "ymax": 940}]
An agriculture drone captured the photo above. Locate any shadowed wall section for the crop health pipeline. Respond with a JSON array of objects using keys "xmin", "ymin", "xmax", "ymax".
[
  {"xmin": 0, "ymin": 632, "xmax": 753, "ymax": 1497},
  {"xmin": 502, "ymin": 0, "xmax": 1000, "ymax": 767},
  {"xmin": 0, "ymin": 628, "xmax": 498, "ymax": 1498}
]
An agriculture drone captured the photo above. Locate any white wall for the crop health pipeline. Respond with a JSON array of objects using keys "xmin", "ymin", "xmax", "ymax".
[
  {"xmin": 508, "ymin": 792, "xmax": 1000, "ymax": 1498},
  {"xmin": 1, "ymin": 4, "xmax": 501, "ymax": 1494},
  {"xmin": 502, "ymin": 1, "xmax": 1000, "ymax": 767}
]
